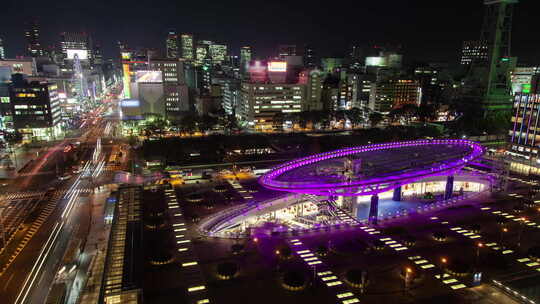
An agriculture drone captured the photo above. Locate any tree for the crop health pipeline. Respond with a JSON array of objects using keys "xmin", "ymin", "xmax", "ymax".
[
  {"xmin": 387, "ymin": 108, "xmax": 404, "ymax": 124},
  {"xmin": 416, "ymin": 103, "xmax": 438, "ymax": 123},
  {"xmin": 401, "ymin": 104, "xmax": 419, "ymax": 125},
  {"xmin": 273, "ymin": 112, "xmax": 285, "ymax": 131},
  {"xmin": 180, "ymin": 113, "xmax": 199, "ymax": 134},
  {"xmin": 333, "ymin": 110, "xmax": 347, "ymax": 128},
  {"xmin": 224, "ymin": 115, "xmax": 239, "ymax": 134},
  {"xmin": 199, "ymin": 115, "xmax": 218, "ymax": 133},
  {"xmin": 346, "ymin": 107, "xmax": 364, "ymax": 128},
  {"xmin": 311, "ymin": 110, "xmax": 330, "ymax": 130},
  {"xmin": 297, "ymin": 111, "xmax": 312, "ymax": 129},
  {"xmin": 369, "ymin": 112, "xmax": 384, "ymax": 128}
]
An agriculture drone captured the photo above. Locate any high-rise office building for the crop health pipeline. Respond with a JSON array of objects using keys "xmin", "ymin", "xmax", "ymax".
[
  {"xmin": 166, "ymin": 29, "xmax": 179, "ymax": 58},
  {"xmin": 511, "ymin": 67, "xmax": 540, "ymax": 94},
  {"xmin": 60, "ymin": 32, "xmax": 92, "ymax": 61},
  {"xmin": 350, "ymin": 45, "xmax": 363, "ymax": 70},
  {"xmin": 507, "ymin": 93, "xmax": 540, "ymax": 175},
  {"xmin": 195, "ymin": 43, "xmax": 209, "ymax": 67},
  {"xmin": 25, "ymin": 20, "xmax": 44, "ymax": 57},
  {"xmin": 278, "ymin": 45, "xmax": 297, "ymax": 58},
  {"xmin": 460, "ymin": 40, "xmax": 488, "ymax": 65},
  {"xmin": 240, "ymin": 83, "xmax": 306, "ymax": 131},
  {"xmin": 209, "ymin": 44, "xmax": 227, "ymax": 65},
  {"xmin": 0, "ymin": 38, "xmax": 5, "ymax": 59},
  {"xmin": 150, "ymin": 58, "xmax": 189, "ymax": 114},
  {"xmin": 369, "ymin": 79, "xmax": 421, "ymax": 113},
  {"xmin": 303, "ymin": 45, "xmax": 316, "ymax": 68},
  {"xmin": 181, "ymin": 34, "xmax": 194, "ymax": 60},
  {"xmin": 222, "ymin": 79, "xmax": 241, "ymax": 115},
  {"xmin": 9, "ymin": 76, "xmax": 62, "ymax": 140},
  {"xmin": 298, "ymin": 68, "xmax": 324, "ymax": 110},
  {"xmin": 240, "ymin": 46, "xmax": 251, "ymax": 75},
  {"xmin": 93, "ymin": 44, "xmax": 103, "ymax": 66},
  {"xmin": 414, "ymin": 66, "xmax": 443, "ymax": 106}
]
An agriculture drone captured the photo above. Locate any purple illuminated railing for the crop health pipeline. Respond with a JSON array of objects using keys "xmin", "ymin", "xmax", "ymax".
[{"xmin": 259, "ymin": 139, "xmax": 485, "ymax": 196}]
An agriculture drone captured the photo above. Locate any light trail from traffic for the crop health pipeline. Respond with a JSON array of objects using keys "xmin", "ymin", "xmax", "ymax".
[
  {"xmin": 21, "ymin": 140, "xmax": 67, "ymax": 188},
  {"xmin": 14, "ymin": 221, "xmax": 64, "ymax": 304},
  {"xmin": 13, "ymin": 153, "xmax": 103, "ymax": 303}
]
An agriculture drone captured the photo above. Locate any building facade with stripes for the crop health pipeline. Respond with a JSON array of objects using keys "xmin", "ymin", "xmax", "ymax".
[{"xmin": 508, "ymin": 93, "xmax": 540, "ymax": 175}]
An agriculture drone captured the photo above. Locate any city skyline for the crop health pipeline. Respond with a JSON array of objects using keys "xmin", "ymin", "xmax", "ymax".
[
  {"xmin": 1, "ymin": 0, "xmax": 539, "ymax": 63},
  {"xmin": 2, "ymin": 1, "xmax": 540, "ymax": 304}
]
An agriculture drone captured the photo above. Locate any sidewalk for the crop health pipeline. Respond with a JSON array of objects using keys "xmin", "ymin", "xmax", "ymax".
[{"xmin": 66, "ymin": 186, "xmax": 113, "ymax": 304}]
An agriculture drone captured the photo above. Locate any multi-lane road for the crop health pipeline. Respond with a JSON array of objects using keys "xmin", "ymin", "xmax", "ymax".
[{"xmin": 0, "ymin": 99, "xmax": 122, "ymax": 303}]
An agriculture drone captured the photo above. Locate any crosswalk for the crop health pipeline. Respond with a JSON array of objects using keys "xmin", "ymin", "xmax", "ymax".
[
  {"xmin": 0, "ymin": 191, "xmax": 49, "ymax": 201},
  {"xmin": 1, "ymin": 188, "xmax": 97, "ymax": 202},
  {"xmin": 0, "ymin": 190, "xmax": 64, "ymax": 277}
]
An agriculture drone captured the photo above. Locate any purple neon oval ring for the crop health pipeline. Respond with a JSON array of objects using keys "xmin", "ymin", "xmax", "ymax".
[{"xmin": 259, "ymin": 139, "xmax": 485, "ymax": 196}]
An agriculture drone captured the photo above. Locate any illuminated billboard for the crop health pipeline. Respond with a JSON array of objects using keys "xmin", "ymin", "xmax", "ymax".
[
  {"xmin": 249, "ymin": 61, "xmax": 267, "ymax": 73},
  {"xmin": 268, "ymin": 61, "xmax": 287, "ymax": 72},
  {"xmin": 66, "ymin": 49, "xmax": 89, "ymax": 60},
  {"xmin": 122, "ymin": 63, "xmax": 131, "ymax": 99},
  {"xmin": 121, "ymin": 99, "xmax": 140, "ymax": 107},
  {"xmin": 135, "ymin": 71, "xmax": 163, "ymax": 83},
  {"xmin": 365, "ymin": 56, "xmax": 387, "ymax": 67}
]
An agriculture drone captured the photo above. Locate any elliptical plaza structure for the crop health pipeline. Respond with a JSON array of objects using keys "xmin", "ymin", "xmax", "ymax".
[{"xmin": 200, "ymin": 139, "xmax": 488, "ymax": 237}]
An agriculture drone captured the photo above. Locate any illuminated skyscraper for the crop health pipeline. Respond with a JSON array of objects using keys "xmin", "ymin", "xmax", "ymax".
[
  {"xmin": 9, "ymin": 76, "xmax": 62, "ymax": 141},
  {"xmin": 25, "ymin": 20, "xmax": 44, "ymax": 57},
  {"xmin": 166, "ymin": 29, "xmax": 179, "ymax": 58},
  {"xmin": 0, "ymin": 38, "xmax": 5, "ymax": 59},
  {"xmin": 240, "ymin": 46, "xmax": 251, "ymax": 75},
  {"xmin": 460, "ymin": 40, "xmax": 488, "ymax": 65},
  {"xmin": 60, "ymin": 32, "xmax": 92, "ymax": 61},
  {"xmin": 195, "ymin": 43, "xmax": 209, "ymax": 66},
  {"xmin": 278, "ymin": 45, "xmax": 296, "ymax": 58},
  {"xmin": 209, "ymin": 44, "xmax": 227, "ymax": 65},
  {"xmin": 93, "ymin": 44, "xmax": 103, "ymax": 65},
  {"xmin": 303, "ymin": 45, "xmax": 316, "ymax": 68},
  {"xmin": 150, "ymin": 58, "xmax": 189, "ymax": 114},
  {"xmin": 349, "ymin": 45, "xmax": 363, "ymax": 70},
  {"xmin": 181, "ymin": 34, "xmax": 194, "ymax": 60}
]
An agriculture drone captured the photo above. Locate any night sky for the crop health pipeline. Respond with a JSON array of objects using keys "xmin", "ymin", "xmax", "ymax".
[{"xmin": 1, "ymin": 0, "xmax": 539, "ymax": 64}]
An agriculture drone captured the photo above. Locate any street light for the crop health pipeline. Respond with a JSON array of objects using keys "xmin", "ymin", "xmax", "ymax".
[
  {"xmin": 404, "ymin": 267, "xmax": 413, "ymax": 294},
  {"xmin": 476, "ymin": 242, "xmax": 484, "ymax": 266},
  {"xmin": 439, "ymin": 257, "xmax": 447, "ymax": 279},
  {"xmin": 500, "ymin": 227, "xmax": 508, "ymax": 246},
  {"xmin": 518, "ymin": 217, "xmax": 527, "ymax": 248}
]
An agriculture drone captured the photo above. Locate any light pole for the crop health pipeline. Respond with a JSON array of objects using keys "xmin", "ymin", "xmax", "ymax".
[
  {"xmin": 518, "ymin": 217, "xmax": 526, "ymax": 248},
  {"xmin": 440, "ymin": 257, "xmax": 447, "ymax": 279},
  {"xmin": 500, "ymin": 227, "xmax": 508, "ymax": 247},
  {"xmin": 476, "ymin": 242, "xmax": 484, "ymax": 266},
  {"xmin": 404, "ymin": 267, "xmax": 412, "ymax": 295}
]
